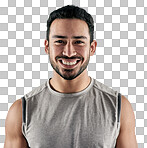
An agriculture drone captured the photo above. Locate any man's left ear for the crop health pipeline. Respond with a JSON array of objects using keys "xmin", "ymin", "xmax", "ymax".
[{"xmin": 90, "ymin": 40, "xmax": 97, "ymax": 56}]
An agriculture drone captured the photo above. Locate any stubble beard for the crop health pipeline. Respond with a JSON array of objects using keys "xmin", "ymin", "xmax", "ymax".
[{"xmin": 48, "ymin": 51, "xmax": 90, "ymax": 80}]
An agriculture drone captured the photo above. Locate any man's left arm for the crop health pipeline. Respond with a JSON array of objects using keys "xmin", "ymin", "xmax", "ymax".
[{"xmin": 116, "ymin": 95, "xmax": 138, "ymax": 148}]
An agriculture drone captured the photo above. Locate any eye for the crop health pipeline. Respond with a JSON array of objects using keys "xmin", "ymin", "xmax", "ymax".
[
  {"xmin": 54, "ymin": 40, "xmax": 65, "ymax": 44},
  {"xmin": 75, "ymin": 40, "xmax": 84, "ymax": 45}
]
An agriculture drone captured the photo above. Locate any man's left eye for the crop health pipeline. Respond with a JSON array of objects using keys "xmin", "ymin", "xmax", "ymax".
[{"xmin": 75, "ymin": 41, "xmax": 84, "ymax": 44}]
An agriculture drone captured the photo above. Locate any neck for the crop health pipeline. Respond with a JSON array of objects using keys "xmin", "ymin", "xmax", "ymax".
[{"xmin": 49, "ymin": 70, "xmax": 91, "ymax": 93}]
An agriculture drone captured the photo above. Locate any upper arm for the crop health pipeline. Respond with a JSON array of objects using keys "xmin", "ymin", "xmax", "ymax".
[
  {"xmin": 116, "ymin": 95, "xmax": 138, "ymax": 148},
  {"xmin": 4, "ymin": 99, "xmax": 29, "ymax": 148}
]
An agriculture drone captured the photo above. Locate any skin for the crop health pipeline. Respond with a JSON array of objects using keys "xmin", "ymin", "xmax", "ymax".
[
  {"xmin": 4, "ymin": 18, "xmax": 138, "ymax": 148},
  {"xmin": 45, "ymin": 19, "xmax": 97, "ymax": 93},
  {"xmin": 116, "ymin": 95, "xmax": 138, "ymax": 148},
  {"xmin": 4, "ymin": 99, "xmax": 29, "ymax": 148}
]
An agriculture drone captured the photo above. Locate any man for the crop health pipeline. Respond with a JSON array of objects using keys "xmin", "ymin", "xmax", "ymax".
[{"xmin": 4, "ymin": 5, "xmax": 138, "ymax": 148}]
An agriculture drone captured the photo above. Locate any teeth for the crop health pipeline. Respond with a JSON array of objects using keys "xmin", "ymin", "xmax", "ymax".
[{"xmin": 62, "ymin": 60, "xmax": 77, "ymax": 65}]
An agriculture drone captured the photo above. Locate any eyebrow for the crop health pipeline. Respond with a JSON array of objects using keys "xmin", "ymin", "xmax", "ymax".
[{"xmin": 52, "ymin": 35, "xmax": 87, "ymax": 39}]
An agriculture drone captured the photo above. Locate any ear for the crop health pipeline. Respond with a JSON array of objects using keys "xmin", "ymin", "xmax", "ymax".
[
  {"xmin": 44, "ymin": 40, "xmax": 49, "ymax": 54},
  {"xmin": 90, "ymin": 40, "xmax": 97, "ymax": 56}
]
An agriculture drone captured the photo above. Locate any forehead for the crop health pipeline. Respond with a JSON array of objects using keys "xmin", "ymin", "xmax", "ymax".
[{"xmin": 49, "ymin": 19, "xmax": 90, "ymax": 38}]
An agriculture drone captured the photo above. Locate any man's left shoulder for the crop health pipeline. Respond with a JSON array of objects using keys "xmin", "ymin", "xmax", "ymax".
[
  {"xmin": 115, "ymin": 95, "xmax": 138, "ymax": 148},
  {"xmin": 93, "ymin": 79, "xmax": 117, "ymax": 97},
  {"xmin": 120, "ymin": 95, "xmax": 135, "ymax": 128}
]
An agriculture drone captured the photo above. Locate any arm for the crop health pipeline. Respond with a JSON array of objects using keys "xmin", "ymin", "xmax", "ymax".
[
  {"xmin": 116, "ymin": 95, "xmax": 138, "ymax": 148},
  {"xmin": 4, "ymin": 99, "xmax": 29, "ymax": 148}
]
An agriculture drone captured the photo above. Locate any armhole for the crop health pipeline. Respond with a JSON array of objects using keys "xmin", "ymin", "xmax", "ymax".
[
  {"xmin": 117, "ymin": 93, "xmax": 121, "ymax": 123},
  {"xmin": 21, "ymin": 97, "xmax": 30, "ymax": 147},
  {"xmin": 21, "ymin": 97, "xmax": 26, "ymax": 124},
  {"xmin": 115, "ymin": 93, "xmax": 122, "ymax": 148}
]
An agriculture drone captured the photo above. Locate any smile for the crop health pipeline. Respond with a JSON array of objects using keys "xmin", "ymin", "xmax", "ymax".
[
  {"xmin": 58, "ymin": 59, "xmax": 81, "ymax": 69},
  {"xmin": 62, "ymin": 60, "xmax": 77, "ymax": 65}
]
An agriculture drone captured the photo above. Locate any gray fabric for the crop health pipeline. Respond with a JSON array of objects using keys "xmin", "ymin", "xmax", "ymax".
[{"xmin": 22, "ymin": 77, "xmax": 121, "ymax": 148}]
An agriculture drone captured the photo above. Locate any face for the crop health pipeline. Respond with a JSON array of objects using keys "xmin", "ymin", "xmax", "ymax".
[{"xmin": 45, "ymin": 19, "xmax": 96, "ymax": 80}]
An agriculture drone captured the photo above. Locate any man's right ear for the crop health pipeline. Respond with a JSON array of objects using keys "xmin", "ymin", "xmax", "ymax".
[{"xmin": 44, "ymin": 40, "xmax": 49, "ymax": 54}]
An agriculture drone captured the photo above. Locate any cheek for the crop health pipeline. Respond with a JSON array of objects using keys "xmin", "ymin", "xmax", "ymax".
[
  {"xmin": 49, "ymin": 45, "xmax": 62, "ymax": 55},
  {"xmin": 79, "ymin": 46, "xmax": 90, "ymax": 57}
]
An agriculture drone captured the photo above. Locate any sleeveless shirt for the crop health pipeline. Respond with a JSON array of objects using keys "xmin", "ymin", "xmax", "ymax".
[{"xmin": 22, "ymin": 77, "xmax": 121, "ymax": 148}]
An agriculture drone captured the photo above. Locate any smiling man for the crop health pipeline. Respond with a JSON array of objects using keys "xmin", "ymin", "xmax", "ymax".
[{"xmin": 4, "ymin": 5, "xmax": 138, "ymax": 148}]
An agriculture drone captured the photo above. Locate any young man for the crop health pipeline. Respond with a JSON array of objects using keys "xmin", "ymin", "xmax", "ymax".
[{"xmin": 4, "ymin": 5, "xmax": 138, "ymax": 148}]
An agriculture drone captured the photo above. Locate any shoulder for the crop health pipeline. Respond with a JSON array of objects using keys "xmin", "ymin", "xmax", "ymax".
[
  {"xmin": 4, "ymin": 99, "xmax": 30, "ymax": 147},
  {"xmin": 6, "ymin": 99, "xmax": 22, "ymax": 120},
  {"xmin": 93, "ymin": 79, "xmax": 117, "ymax": 97},
  {"xmin": 24, "ymin": 81, "xmax": 48, "ymax": 100},
  {"xmin": 6, "ymin": 99, "xmax": 22, "ymax": 118},
  {"xmin": 116, "ymin": 96, "xmax": 138, "ymax": 147},
  {"xmin": 5, "ymin": 99, "xmax": 22, "ymax": 135},
  {"xmin": 120, "ymin": 95, "xmax": 135, "ymax": 131}
]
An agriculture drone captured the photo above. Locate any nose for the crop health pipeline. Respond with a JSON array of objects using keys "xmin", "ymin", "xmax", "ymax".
[{"xmin": 62, "ymin": 42, "xmax": 76, "ymax": 57}]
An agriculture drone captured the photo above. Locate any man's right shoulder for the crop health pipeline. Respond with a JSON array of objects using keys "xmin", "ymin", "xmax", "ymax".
[
  {"xmin": 4, "ymin": 99, "xmax": 29, "ymax": 148},
  {"xmin": 10, "ymin": 98, "xmax": 22, "ymax": 111},
  {"xmin": 5, "ymin": 99, "xmax": 23, "ymax": 134},
  {"xmin": 7, "ymin": 99, "xmax": 22, "ymax": 118},
  {"xmin": 24, "ymin": 80, "xmax": 48, "ymax": 100}
]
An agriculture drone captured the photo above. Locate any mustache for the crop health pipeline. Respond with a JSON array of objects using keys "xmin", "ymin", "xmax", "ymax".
[{"xmin": 56, "ymin": 56, "xmax": 83, "ymax": 61}]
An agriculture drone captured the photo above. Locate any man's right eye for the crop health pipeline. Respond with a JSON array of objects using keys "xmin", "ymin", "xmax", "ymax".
[{"xmin": 55, "ymin": 40, "xmax": 64, "ymax": 44}]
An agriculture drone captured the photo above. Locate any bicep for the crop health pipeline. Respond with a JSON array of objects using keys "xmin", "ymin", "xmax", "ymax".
[
  {"xmin": 4, "ymin": 99, "xmax": 29, "ymax": 148},
  {"xmin": 4, "ymin": 137, "xmax": 29, "ymax": 148},
  {"xmin": 116, "ymin": 129, "xmax": 138, "ymax": 148},
  {"xmin": 116, "ymin": 95, "xmax": 138, "ymax": 148}
]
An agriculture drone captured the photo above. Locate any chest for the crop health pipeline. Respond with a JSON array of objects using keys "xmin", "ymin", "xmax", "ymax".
[{"xmin": 25, "ymin": 99, "xmax": 117, "ymax": 148}]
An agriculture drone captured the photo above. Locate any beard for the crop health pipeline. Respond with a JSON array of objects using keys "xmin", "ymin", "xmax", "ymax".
[{"xmin": 48, "ymin": 51, "xmax": 90, "ymax": 80}]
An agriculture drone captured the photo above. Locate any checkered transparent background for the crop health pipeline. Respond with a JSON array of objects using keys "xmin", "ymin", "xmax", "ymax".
[{"xmin": 0, "ymin": 0, "xmax": 147, "ymax": 147}]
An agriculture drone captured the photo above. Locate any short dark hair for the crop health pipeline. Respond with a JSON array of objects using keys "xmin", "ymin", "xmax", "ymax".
[{"xmin": 46, "ymin": 5, "xmax": 94, "ymax": 44}]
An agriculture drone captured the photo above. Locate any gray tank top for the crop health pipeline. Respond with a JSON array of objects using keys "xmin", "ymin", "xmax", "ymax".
[{"xmin": 22, "ymin": 77, "xmax": 121, "ymax": 148}]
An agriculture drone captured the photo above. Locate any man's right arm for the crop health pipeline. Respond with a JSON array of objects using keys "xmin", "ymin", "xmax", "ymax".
[{"xmin": 4, "ymin": 99, "xmax": 29, "ymax": 148}]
